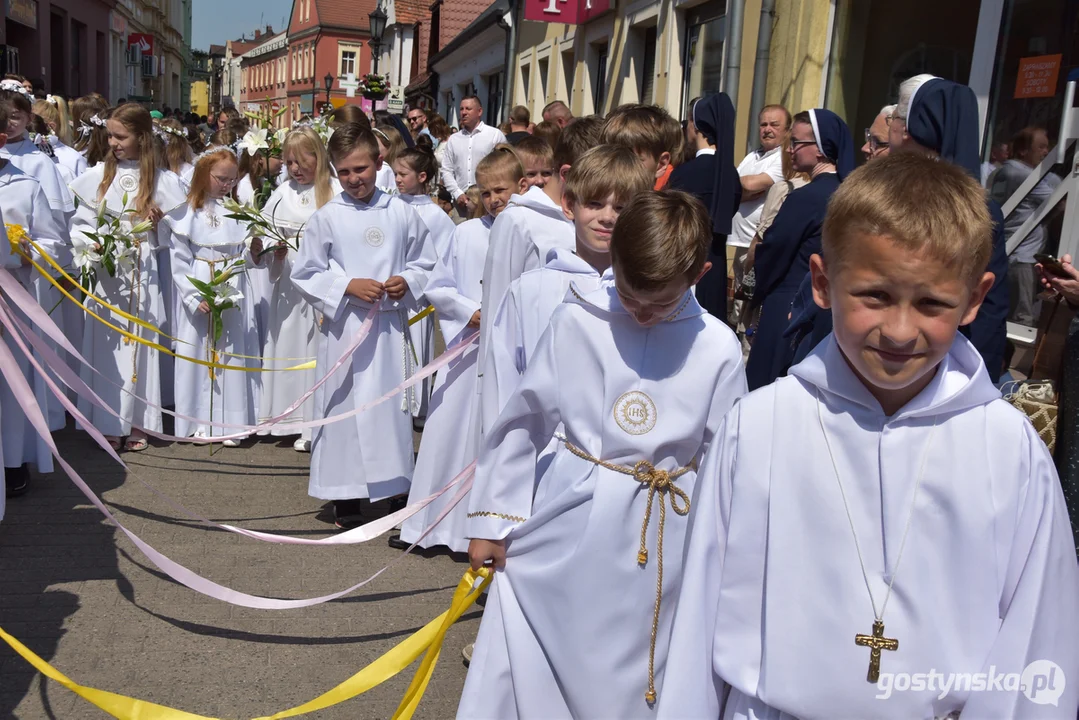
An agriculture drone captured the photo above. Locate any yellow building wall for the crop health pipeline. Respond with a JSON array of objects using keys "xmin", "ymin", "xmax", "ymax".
[
  {"xmin": 511, "ymin": 0, "xmax": 765, "ymax": 144},
  {"xmin": 190, "ymin": 81, "xmax": 209, "ymax": 118},
  {"xmin": 764, "ymin": 0, "xmax": 832, "ymax": 116}
]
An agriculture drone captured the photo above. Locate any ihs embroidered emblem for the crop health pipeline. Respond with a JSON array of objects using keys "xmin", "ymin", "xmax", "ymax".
[
  {"xmin": 118, "ymin": 173, "xmax": 139, "ymax": 193},
  {"xmin": 206, "ymin": 212, "xmax": 221, "ymax": 228},
  {"xmin": 299, "ymin": 192, "xmax": 311, "ymax": 206},
  {"xmin": 614, "ymin": 391, "xmax": 657, "ymax": 435},
  {"xmin": 365, "ymin": 227, "xmax": 385, "ymax": 247}
]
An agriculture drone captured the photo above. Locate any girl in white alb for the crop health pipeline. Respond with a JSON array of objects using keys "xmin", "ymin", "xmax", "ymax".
[
  {"xmin": 395, "ymin": 146, "xmax": 458, "ymax": 420},
  {"xmin": 258, "ymin": 127, "xmax": 341, "ymax": 450},
  {"xmin": 69, "ymin": 104, "xmax": 187, "ymax": 452},
  {"xmin": 163, "ymin": 146, "xmax": 258, "ymax": 443}
]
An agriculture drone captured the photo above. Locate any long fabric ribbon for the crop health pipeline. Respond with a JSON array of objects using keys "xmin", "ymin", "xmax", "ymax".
[
  {"xmin": 0, "ymin": 568, "xmax": 491, "ymax": 720},
  {"xmin": 0, "ymin": 299, "xmax": 479, "ymax": 604},
  {"xmin": 0, "ymin": 267, "xmax": 475, "ymax": 439}
]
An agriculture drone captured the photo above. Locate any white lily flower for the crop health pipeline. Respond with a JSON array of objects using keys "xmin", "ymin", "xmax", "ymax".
[
  {"xmin": 128, "ymin": 218, "xmax": 154, "ymax": 235},
  {"xmin": 115, "ymin": 244, "xmax": 139, "ymax": 273},
  {"xmin": 274, "ymin": 128, "xmax": 289, "ymax": 145},
  {"xmin": 72, "ymin": 245, "xmax": 102, "ymax": 269},
  {"xmin": 216, "ymin": 283, "xmax": 244, "ymax": 305},
  {"xmin": 238, "ymin": 129, "xmax": 269, "ymax": 156}
]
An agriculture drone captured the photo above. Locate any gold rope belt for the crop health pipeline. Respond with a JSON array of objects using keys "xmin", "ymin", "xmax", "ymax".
[{"xmin": 560, "ymin": 438, "xmax": 695, "ymax": 705}]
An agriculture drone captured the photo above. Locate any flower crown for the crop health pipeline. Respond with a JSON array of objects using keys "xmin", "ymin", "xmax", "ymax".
[
  {"xmin": 194, "ymin": 144, "xmax": 239, "ymax": 164},
  {"xmin": 45, "ymin": 94, "xmax": 60, "ymax": 106},
  {"xmin": 152, "ymin": 123, "xmax": 189, "ymax": 144},
  {"xmin": 0, "ymin": 79, "xmax": 29, "ymax": 96},
  {"xmin": 77, "ymin": 113, "xmax": 107, "ymax": 137}
]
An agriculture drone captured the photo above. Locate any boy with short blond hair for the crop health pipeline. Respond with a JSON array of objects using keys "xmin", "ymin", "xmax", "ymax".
[
  {"xmin": 601, "ymin": 103, "xmax": 685, "ymax": 189},
  {"xmin": 512, "ymin": 135, "xmax": 555, "ymax": 190},
  {"xmin": 459, "ymin": 189, "xmax": 746, "ymax": 719},
  {"xmin": 479, "ymin": 144, "xmax": 653, "ymax": 433},
  {"xmin": 660, "ymin": 152, "xmax": 1079, "ymax": 719}
]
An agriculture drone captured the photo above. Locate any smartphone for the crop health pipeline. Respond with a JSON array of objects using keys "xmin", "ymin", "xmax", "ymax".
[{"xmin": 1035, "ymin": 253, "xmax": 1069, "ymax": 276}]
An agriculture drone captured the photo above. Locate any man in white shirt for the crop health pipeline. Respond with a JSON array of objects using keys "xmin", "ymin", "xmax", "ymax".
[
  {"xmin": 440, "ymin": 95, "xmax": 507, "ymax": 214},
  {"xmin": 729, "ymin": 104, "xmax": 789, "ymax": 328}
]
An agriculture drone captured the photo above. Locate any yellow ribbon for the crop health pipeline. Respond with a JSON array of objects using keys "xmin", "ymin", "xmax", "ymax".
[
  {"xmin": 26, "ymin": 240, "xmax": 314, "ymax": 364},
  {"xmin": 0, "ymin": 568, "xmax": 491, "ymax": 720},
  {"xmin": 407, "ymin": 304, "xmax": 435, "ymax": 327},
  {"xmin": 16, "ymin": 250, "xmax": 313, "ymax": 374}
]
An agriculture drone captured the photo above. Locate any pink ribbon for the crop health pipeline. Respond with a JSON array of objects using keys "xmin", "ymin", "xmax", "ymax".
[
  {"xmin": 0, "ymin": 267, "xmax": 477, "ymax": 440},
  {"xmin": 0, "ymin": 312, "xmax": 478, "ymax": 608},
  {"xmin": 0, "ymin": 289, "xmax": 477, "ymax": 546}
]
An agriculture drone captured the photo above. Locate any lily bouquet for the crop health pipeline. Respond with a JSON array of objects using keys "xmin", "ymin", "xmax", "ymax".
[
  {"xmin": 221, "ymin": 197, "xmax": 303, "ymax": 254},
  {"xmin": 73, "ymin": 193, "xmax": 154, "ymax": 293},
  {"xmin": 187, "ymin": 256, "xmax": 246, "ymax": 371}
]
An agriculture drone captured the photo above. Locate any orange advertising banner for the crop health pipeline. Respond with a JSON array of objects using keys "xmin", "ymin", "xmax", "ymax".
[{"xmin": 1014, "ymin": 54, "xmax": 1062, "ymax": 99}]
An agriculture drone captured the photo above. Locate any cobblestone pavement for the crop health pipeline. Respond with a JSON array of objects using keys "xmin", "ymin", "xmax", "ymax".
[{"xmin": 0, "ymin": 422, "xmax": 477, "ymax": 719}]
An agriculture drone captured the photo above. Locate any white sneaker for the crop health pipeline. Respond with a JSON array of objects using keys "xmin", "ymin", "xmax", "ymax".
[
  {"xmin": 223, "ymin": 438, "xmax": 241, "ymax": 448},
  {"xmin": 461, "ymin": 643, "xmax": 474, "ymax": 665},
  {"xmin": 293, "ymin": 438, "xmax": 311, "ymax": 452}
]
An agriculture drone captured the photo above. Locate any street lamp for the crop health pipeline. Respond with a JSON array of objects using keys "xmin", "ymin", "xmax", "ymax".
[
  {"xmin": 368, "ymin": 4, "xmax": 387, "ymax": 74},
  {"xmin": 324, "ymin": 72, "xmax": 334, "ymax": 108}
]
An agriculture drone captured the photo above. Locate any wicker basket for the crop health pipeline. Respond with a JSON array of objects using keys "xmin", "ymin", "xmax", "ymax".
[{"xmin": 1005, "ymin": 381, "xmax": 1058, "ymax": 454}]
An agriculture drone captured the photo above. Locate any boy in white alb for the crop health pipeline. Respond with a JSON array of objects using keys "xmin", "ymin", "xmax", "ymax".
[
  {"xmin": 291, "ymin": 123, "xmax": 435, "ymax": 529},
  {"xmin": 475, "ymin": 118, "xmax": 602, "ymax": 402},
  {"xmin": 396, "ymin": 146, "xmax": 528, "ymax": 553},
  {"xmin": 480, "ymin": 145, "xmax": 655, "ymax": 439},
  {"xmin": 459, "ymin": 191, "xmax": 747, "ymax": 719},
  {"xmin": 660, "ymin": 154, "xmax": 1079, "ymax": 719}
]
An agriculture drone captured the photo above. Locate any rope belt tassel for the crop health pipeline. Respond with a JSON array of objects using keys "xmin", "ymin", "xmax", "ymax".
[{"xmin": 561, "ymin": 439, "xmax": 695, "ymax": 705}]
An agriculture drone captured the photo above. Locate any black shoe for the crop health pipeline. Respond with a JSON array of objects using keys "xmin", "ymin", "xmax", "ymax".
[
  {"xmin": 387, "ymin": 533, "xmax": 410, "ymax": 550},
  {"xmin": 333, "ymin": 499, "xmax": 365, "ymax": 530},
  {"xmin": 4, "ymin": 465, "xmax": 30, "ymax": 498},
  {"xmin": 387, "ymin": 495, "xmax": 408, "ymax": 513}
]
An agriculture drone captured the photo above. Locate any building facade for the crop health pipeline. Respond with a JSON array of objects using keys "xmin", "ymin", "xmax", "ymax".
[
  {"xmin": 0, "ymin": 0, "xmax": 115, "ymax": 100},
  {"xmin": 239, "ymin": 28, "xmax": 289, "ymax": 125},
  {"xmin": 285, "ymin": 0, "xmax": 377, "ymax": 123}
]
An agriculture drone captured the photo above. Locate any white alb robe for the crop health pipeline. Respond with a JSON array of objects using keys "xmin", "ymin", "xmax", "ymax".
[
  {"xmin": 257, "ymin": 178, "xmax": 341, "ymax": 437},
  {"xmin": 400, "ymin": 215, "xmax": 491, "ymax": 551},
  {"xmin": 401, "ymin": 193, "xmax": 457, "ymax": 419},
  {"xmin": 164, "ymin": 199, "xmax": 258, "ymax": 438},
  {"xmin": 70, "ymin": 162, "xmax": 187, "ymax": 437},
  {"xmin": 659, "ymin": 335, "xmax": 1079, "ymax": 720},
  {"xmin": 51, "ymin": 139, "xmax": 88, "ymax": 179},
  {"xmin": 2, "ymin": 139, "xmax": 74, "ymax": 428},
  {"xmin": 475, "ymin": 186, "xmax": 573, "ymax": 445},
  {"xmin": 237, "ymin": 174, "xmax": 272, "ymax": 350},
  {"xmin": 458, "ymin": 285, "xmax": 747, "ymax": 719},
  {"xmin": 291, "ymin": 190, "xmax": 436, "ymax": 501},
  {"xmin": 0, "ymin": 164, "xmax": 67, "ymax": 474}
]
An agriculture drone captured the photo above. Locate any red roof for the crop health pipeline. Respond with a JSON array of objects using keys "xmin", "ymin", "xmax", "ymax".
[
  {"xmin": 315, "ymin": 0, "xmax": 380, "ymax": 28},
  {"xmin": 395, "ymin": 0, "xmax": 429, "ymax": 25},
  {"xmin": 439, "ymin": 0, "xmax": 497, "ymax": 52}
]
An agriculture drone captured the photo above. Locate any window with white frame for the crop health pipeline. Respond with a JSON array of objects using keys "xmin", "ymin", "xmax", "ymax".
[{"xmin": 339, "ymin": 43, "xmax": 360, "ymax": 77}]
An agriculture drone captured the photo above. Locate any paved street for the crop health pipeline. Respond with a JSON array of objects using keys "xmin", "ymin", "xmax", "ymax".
[{"xmin": 0, "ymin": 422, "xmax": 476, "ymax": 719}]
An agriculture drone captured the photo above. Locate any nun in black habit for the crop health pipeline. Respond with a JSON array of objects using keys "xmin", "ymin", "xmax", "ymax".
[
  {"xmin": 745, "ymin": 108, "xmax": 854, "ymax": 391},
  {"xmin": 897, "ymin": 76, "xmax": 1009, "ymax": 382},
  {"xmin": 668, "ymin": 92, "xmax": 742, "ymax": 321}
]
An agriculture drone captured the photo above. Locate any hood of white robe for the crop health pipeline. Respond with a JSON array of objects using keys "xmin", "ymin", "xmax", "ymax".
[
  {"xmin": 507, "ymin": 185, "xmax": 570, "ymax": 224},
  {"xmin": 69, "ymin": 161, "xmax": 187, "ymax": 215},
  {"xmin": 566, "ymin": 281, "xmax": 704, "ymax": 324},
  {"xmin": 788, "ymin": 333, "xmax": 1001, "ymax": 420}
]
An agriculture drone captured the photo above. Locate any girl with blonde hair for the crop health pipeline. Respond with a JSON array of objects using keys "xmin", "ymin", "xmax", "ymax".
[
  {"xmin": 69, "ymin": 103, "xmax": 187, "ymax": 451},
  {"xmin": 162, "ymin": 146, "xmax": 258, "ymax": 443},
  {"xmin": 33, "ymin": 96, "xmax": 87, "ymax": 177},
  {"xmin": 257, "ymin": 127, "xmax": 342, "ymax": 451}
]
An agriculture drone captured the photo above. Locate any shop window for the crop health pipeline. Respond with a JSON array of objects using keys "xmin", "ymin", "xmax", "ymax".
[{"xmin": 682, "ymin": 3, "xmax": 725, "ymax": 117}]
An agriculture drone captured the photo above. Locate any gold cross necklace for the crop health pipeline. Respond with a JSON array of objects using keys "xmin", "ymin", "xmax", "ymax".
[{"xmin": 815, "ymin": 389, "xmax": 937, "ymax": 683}]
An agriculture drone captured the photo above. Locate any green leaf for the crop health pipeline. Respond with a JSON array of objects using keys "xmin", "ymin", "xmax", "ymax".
[{"xmin": 188, "ymin": 277, "xmax": 214, "ymax": 295}]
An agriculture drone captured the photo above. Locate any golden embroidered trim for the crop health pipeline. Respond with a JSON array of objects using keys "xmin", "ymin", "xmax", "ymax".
[
  {"xmin": 561, "ymin": 438, "xmax": 696, "ymax": 705},
  {"xmin": 466, "ymin": 510, "xmax": 527, "ymax": 523}
]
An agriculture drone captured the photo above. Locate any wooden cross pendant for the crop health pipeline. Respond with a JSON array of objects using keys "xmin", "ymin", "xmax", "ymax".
[{"xmin": 854, "ymin": 620, "xmax": 898, "ymax": 683}]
